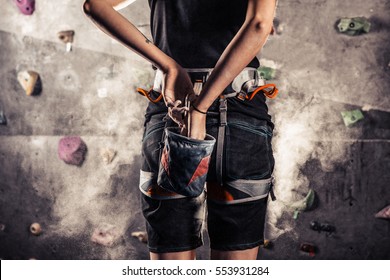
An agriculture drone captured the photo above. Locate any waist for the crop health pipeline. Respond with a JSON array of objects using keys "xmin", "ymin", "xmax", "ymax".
[{"xmin": 152, "ymin": 67, "xmax": 266, "ymax": 97}]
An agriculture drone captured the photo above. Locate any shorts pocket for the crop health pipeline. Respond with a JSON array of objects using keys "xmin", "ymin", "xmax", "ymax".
[
  {"xmin": 141, "ymin": 115, "xmax": 166, "ymax": 173},
  {"xmin": 225, "ymin": 120, "xmax": 274, "ymax": 180}
]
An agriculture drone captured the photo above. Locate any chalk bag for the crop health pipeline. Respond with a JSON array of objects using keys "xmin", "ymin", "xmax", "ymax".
[{"xmin": 157, "ymin": 127, "xmax": 216, "ymax": 197}]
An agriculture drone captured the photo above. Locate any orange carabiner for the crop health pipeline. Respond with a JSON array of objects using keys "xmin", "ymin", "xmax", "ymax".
[
  {"xmin": 246, "ymin": 84, "xmax": 279, "ymax": 100},
  {"xmin": 136, "ymin": 88, "xmax": 163, "ymax": 103}
]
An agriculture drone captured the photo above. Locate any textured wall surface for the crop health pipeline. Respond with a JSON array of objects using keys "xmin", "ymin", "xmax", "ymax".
[{"xmin": 0, "ymin": 0, "xmax": 389, "ymax": 259}]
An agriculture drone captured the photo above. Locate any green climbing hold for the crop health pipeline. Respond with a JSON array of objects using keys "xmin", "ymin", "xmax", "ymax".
[
  {"xmin": 257, "ymin": 66, "xmax": 277, "ymax": 80},
  {"xmin": 337, "ymin": 17, "xmax": 371, "ymax": 36},
  {"xmin": 341, "ymin": 109, "xmax": 364, "ymax": 127},
  {"xmin": 288, "ymin": 189, "xmax": 316, "ymax": 219},
  {"xmin": 289, "ymin": 189, "xmax": 316, "ymax": 212}
]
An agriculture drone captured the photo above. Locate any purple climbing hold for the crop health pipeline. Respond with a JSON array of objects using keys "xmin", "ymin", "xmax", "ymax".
[
  {"xmin": 14, "ymin": 0, "xmax": 35, "ymax": 16},
  {"xmin": 375, "ymin": 205, "xmax": 390, "ymax": 220},
  {"xmin": 58, "ymin": 136, "xmax": 87, "ymax": 166}
]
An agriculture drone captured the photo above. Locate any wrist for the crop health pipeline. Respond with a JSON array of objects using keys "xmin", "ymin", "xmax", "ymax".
[
  {"xmin": 189, "ymin": 109, "xmax": 206, "ymax": 140},
  {"xmin": 191, "ymin": 103, "xmax": 207, "ymax": 115},
  {"xmin": 190, "ymin": 107, "xmax": 207, "ymax": 119},
  {"xmin": 191, "ymin": 100, "xmax": 209, "ymax": 114},
  {"xmin": 160, "ymin": 59, "xmax": 179, "ymax": 74}
]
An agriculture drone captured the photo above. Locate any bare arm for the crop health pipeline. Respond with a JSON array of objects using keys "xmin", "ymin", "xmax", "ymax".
[
  {"xmin": 83, "ymin": 0, "xmax": 194, "ymax": 108},
  {"xmin": 189, "ymin": 0, "xmax": 276, "ymax": 139},
  {"xmin": 83, "ymin": 0, "xmax": 175, "ymax": 72}
]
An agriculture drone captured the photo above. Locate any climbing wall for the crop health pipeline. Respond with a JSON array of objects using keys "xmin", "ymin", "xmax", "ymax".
[{"xmin": 0, "ymin": 0, "xmax": 389, "ymax": 259}]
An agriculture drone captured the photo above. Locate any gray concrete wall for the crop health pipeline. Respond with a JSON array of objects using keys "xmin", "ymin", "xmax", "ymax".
[{"xmin": 0, "ymin": 0, "xmax": 389, "ymax": 259}]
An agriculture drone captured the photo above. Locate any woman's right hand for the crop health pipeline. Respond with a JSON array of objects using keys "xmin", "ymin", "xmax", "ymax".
[{"xmin": 162, "ymin": 64, "xmax": 196, "ymax": 131}]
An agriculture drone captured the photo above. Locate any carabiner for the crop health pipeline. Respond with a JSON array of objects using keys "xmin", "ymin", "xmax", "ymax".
[
  {"xmin": 246, "ymin": 84, "xmax": 279, "ymax": 100},
  {"xmin": 136, "ymin": 88, "xmax": 163, "ymax": 103}
]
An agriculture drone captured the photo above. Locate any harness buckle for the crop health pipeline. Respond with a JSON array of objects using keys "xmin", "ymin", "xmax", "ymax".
[{"xmin": 193, "ymin": 79, "xmax": 203, "ymax": 96}]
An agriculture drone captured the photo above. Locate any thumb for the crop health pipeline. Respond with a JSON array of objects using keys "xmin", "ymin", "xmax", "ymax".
[{"xmin": 163, "ymin": 88, "xmax": 175, "ymax": 106}]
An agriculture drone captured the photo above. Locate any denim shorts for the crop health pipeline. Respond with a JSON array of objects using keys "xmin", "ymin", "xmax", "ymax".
[{"xmin": 139, "ymin": 90, "xmax": 275, "ymax": 253}]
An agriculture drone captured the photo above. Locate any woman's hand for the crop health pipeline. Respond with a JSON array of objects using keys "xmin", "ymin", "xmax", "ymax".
[{"xmin": 162, "ymin": 64, "xmax": 195, "ymax": 130}]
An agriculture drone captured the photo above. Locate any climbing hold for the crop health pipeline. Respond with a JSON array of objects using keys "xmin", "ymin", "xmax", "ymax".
[
  {"xmin": 288, "ymin": 189, "xmax": 316, "ymax": 219},
  {"xmin": 310, "ymin": 221, "xmax": 336, "ymax": 235},
  {"xmin": 14, "ymin": 0, "xmax": 35, "ymax": 16},
  {"xmin": 263, "ymin": 239, "xmax": 273, "ymax": 249},
  {"xmin": 375, "ymin": 205, "xmax": 390, "ymax": 219},
  {"xmin": 341, "ymin": 109, "xmax": 364, "ymax": 127},
  {"xmin": 272, "ymin": 18, "xmax": 285, "ymax": 35},
  {"xmin": 30, "ymin": 223, "xmax": 42, "ymax": 236},
  {"xmin": 58, "ymin": 136, "xmax": 87, "ymax": 166},
  {"xmin": 0, "ymin": 223, "xmax": 5, "ymax": 232},
  {"xmin": 100, "ymin": 148, "xmax": 116, "ymax": 164},
  {"xmin": 57, "ymin": 30, "xmax": 75, "ymax": 52},
  {"xmin": 17, "ymin": 70, "xmax": 40, "ymax": 96},
  {"xmin": 337, "ymin": 17, "xmax": 371, "ymax": 35},
  {"xmin": 91, "ymin": 223, "xmax": 120, "ymax": 247},
  {"xmin": 0, "ymin": 110, "xmax": 6, "ymax": 125},
  {"xmin": 300, "ymin": 243, "xmax": 316, "ymax": 257},
  {"xmin": 97, "ymin": 88, "xmax": 108, "ymax": 98},
  {"xmin": 289, "ymin": 189, "xmax": 316, "ymax": 211},
  {"xmin": 361, "ymin": 104, "xmax": 373, "ymax": 112},
  {"xmin": 257, "ymin": 66, "xmax": 277, "ymax": 80},
  {"xmin": 131, "ymin": 231, "xmax": 148, "ymax": 243}
]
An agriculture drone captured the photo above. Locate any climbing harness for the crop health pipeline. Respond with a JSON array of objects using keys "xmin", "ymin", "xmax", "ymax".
[
  {"xmin": 137, "ymin": 67, "xmax": 279, "ymax": 201},
  {"xmin": 136, "ymin": 68, "xmax": 278, "ymax": 103}
]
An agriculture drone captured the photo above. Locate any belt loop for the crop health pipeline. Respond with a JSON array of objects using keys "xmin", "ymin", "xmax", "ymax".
[{"xmin": 216, "ymin": 96, "xmax": 227, "ymax": 186}]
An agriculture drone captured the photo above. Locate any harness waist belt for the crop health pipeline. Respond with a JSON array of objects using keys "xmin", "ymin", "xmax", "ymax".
[{"xmin": 153, "ymin": 67, "xmax": 266, "ymax": 97}]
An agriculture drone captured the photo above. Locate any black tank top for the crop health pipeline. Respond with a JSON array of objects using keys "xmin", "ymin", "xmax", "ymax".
[{"xmin": 148, "ymin": 0, "xmax": 260, "ymax": 68}]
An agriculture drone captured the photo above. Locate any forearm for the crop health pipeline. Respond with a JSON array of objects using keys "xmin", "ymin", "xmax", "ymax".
[
  {"xmin": 83, "ymin": 0, "xmax": 176, "ymax": 72},
  {"xmin": 193, "ymin": 4, "xmax": 275, "ymax": 111}
]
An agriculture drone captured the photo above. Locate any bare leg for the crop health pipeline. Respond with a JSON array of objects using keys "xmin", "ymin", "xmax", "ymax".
[
  {"xmin": 150, "ymin": 249, "xmax": 196, "ymax": 260},
  {"xmin": 210, "ymin": 246, "xmax": 259, "ymax": 260}
]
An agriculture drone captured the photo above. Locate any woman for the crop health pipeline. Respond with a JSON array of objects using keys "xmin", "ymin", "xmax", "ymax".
[{"xmin": 83, "ymin": 0, "xmax": 277, "ymax": 260}]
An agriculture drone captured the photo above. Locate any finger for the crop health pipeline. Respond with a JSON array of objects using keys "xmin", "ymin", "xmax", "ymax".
[
  {"xmin": 180, "ymin": 125, "xmax": 188, "ymax": 136},
  {"xmin": 173, "ymin": 107, "xmax": 189, "ymax": 114},
  {"xmin": 167, "ymin": 100, "xmax": 175, "ymax": 108},
  {"xmin": 173, "ymin": 100, "xmax": 182, "ymax": 107},
  {"xmin": 168, "ymin": 108, "xmax": 184, "ymax": 121},
  {"xmin": 170, "ymin": 104, "xmax": 189, "ymax": 114},
  {"xmin": 169, "ymin": 116, "xmax": 184, "ymax": 128}
]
